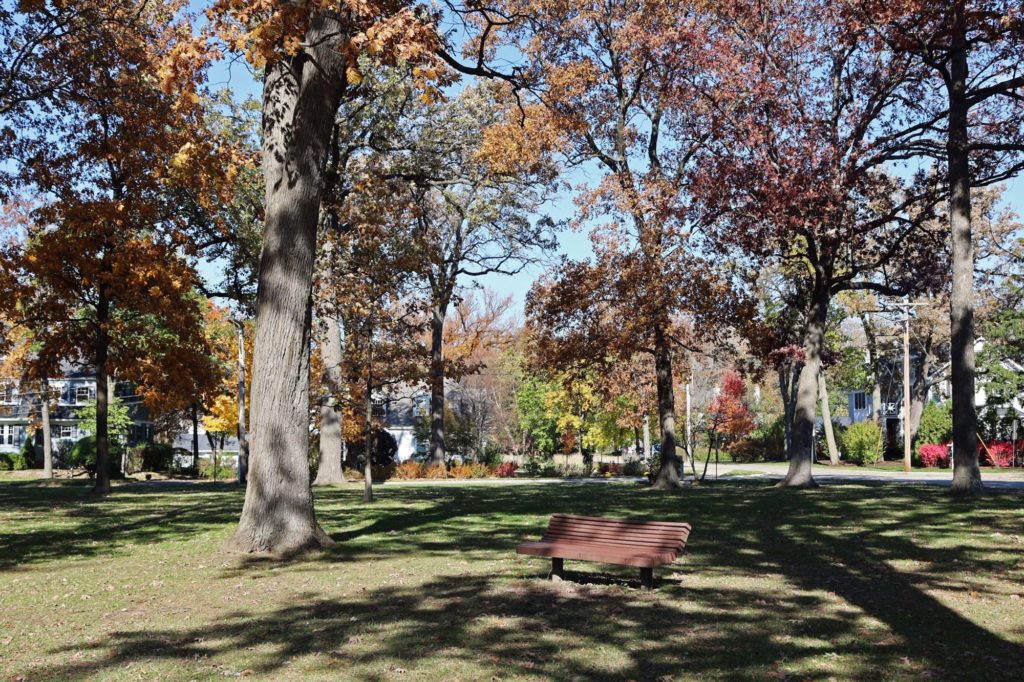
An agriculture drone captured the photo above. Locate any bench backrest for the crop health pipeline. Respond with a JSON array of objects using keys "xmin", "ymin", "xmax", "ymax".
[{"xmin": 542, "ymin": 513, "xmax": 691, "ymax": 554}]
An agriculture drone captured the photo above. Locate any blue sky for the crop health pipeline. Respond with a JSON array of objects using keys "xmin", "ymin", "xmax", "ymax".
[{"xmin": 204, "ymin": 55, "xmax": 1024, "ymax": 317}]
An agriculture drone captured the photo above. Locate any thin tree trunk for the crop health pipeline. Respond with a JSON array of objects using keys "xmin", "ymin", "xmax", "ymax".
[
  {"xmin": 93, "ymin": 295, "xmax": 111, "ymax": 495},
  {"xmin": 363, "ymin": 325, "xmax": 374, "ymax": 503},
  {"xmin": 819, "ymin": 371, "xmax": 840, "ymax": 465},
  {"xmin": 314, "ymin": 314, "xmax": 345, "ymax": 485},
  {"xmin": 111, "ymin": 376, "xmax": 125, "ymax": 476},
  {"xmin": 235, "ymin": 321, "xmax": 249, "ymax": 485},
  {"xmin": 226, "ymin": 13, "xmax": 347, "ymax": 554},
  {"xmin": 779, "ymin": 362, "xmax": 798, "ymax": 460},
  {"xmin": 41, "ymin": 377, "xmax": 52, "ymax": 478},
  {"xmin": 428, "ymin": 303, "xmax": 446, "ymax": 469},
  {"xmin": 642, "ymin": 414, "xmax": 652, "ymax": 461},
  {"xmin": 191, "ymin": 402, "xmax": 199, "ymax": 475},
  {"xmin": 908, "ymin": 340, "xmax": 932, "ymax": 448},
  {"xmin": 651, "ymin": 326, "xmax": 682, "ymax": 489},
  {"xmin": 947, "ymin": 2, "xmax": 982, "ymax": 496},
  {"xmin": 780, "ymin": 282, "xmax": 829, "ymax": 487}
]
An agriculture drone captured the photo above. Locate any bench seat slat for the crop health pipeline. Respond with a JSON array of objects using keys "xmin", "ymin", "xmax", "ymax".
[
  {"xmin": 516, "ymin": 514, "xmax": 692, "ymax": 575},
  {"xmin": 517, "ymin": 540, "xmax": 676, "ymax": 568}
]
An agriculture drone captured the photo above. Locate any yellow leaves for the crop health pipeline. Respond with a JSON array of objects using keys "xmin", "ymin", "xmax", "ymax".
[
  {"xmin": 203, "ymin": 394, "xmax": 238, "ymax": 435},
  {"xmin": 346, "ymin": 65, "xmax": 364, "ymax": 86}
]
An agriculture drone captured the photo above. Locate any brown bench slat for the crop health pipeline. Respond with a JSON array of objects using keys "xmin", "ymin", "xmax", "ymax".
[
  {"xmin": 517, "ymin": 541, "xmax": 677, "ymax": 568},
  {"xmin": 516, "ymin": 514, "xmax": 692, "ymax": 588}
]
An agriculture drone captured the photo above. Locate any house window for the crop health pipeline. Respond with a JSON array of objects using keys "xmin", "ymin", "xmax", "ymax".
[
  {"xmin": 371, "ymin": 398, "xmax": 386, "ymax": 421},
  {"xmin": 1, "ymin": 424, "xmax": 13, "ymax": 445},
  {"xmin": 1, "ymin": 385, "xmax": 16, "ymax": 404},
  {"xmin": 853, "ymin": 392, "xmax": 866, "ymax": 411},
  {"xmin": 75, "ymin": 386, "xmax": 93, "ymax": 404},
  {"xmin": 57, "ymin": 425, "xmax": 75, "ymax": 439}
]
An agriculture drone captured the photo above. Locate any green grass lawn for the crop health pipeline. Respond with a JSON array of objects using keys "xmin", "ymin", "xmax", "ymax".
[{"xmin": 1, "ymin": 479, "xmax": 1023, "ymax": 681}]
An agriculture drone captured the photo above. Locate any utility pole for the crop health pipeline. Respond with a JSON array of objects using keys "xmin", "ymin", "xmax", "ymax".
[{"xmin": 902, "ymin": 297, "xmax": 912, "ymax": 472}]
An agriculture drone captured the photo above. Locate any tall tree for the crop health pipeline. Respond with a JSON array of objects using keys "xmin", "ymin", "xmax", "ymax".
[
  {"xmin": 497, "ymin": 0, "xmax": 746, "ymax": 489},
  {"xmin": 379, "ymin": 83, "xmax": 555, "ymax": 469},
  {"xmin": 698, "ymin": 0, "xmax": 947, "ymax": 486},
  {"xmin": 850, "ymin": 0, "xmax": 1024, "ymax": 494},
  {"xmin": 2, "ymin": 0, "xmax": 223, "ymax": 493}
]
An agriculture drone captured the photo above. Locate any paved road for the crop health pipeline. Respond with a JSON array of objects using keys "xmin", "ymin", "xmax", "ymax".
[
  {"xmin": 707, "ymin": 462, "xmax": 1024, "ymax": 490},
  {"xmin": 116, "ymin": 464, "xmax": 1024, "ymax": 491}
]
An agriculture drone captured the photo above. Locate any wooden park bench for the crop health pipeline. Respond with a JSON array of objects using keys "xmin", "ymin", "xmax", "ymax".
[{"xmin": 516, "ymin": 513, "xmax": 692, "ymax": 589}]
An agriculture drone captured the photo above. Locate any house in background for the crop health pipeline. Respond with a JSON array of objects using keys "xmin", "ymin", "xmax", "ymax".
[
  {"xmin": 0, "ymin": 362, "xmax": 153, "ymax": 465},
  {"xmin": 846, "ymin": 337, "xmax": 1024, "ymax": 448}
]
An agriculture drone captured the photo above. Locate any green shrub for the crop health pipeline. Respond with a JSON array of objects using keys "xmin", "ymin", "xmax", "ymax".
[
  {"xmin": 841, "ymin": 421, "xmax": 883, "ymax": 466},
  {"xmin": 11, "ymin": 433, "xmax": 35, "ymax": 470},
  {"xmin": 68, "ymin": 435, "xmax": 122, "ymax": 477},
  {"xmin": 916, "ymin": 402, "xmax": 952, "ymax": 446},
  {"xmin": 69, "ymin": 435, "xmax": 97, "ymax": 470},
  {"xmin": 0, "ymin": 451, "xmax": 12, "ymax": 470},
  {"xmin": 140, "ymin": 442, "xmax": 174, "ymax": 471},
  {"xmin": 522, "ymin": 455, "xmax": 547, "ymax": 476}
]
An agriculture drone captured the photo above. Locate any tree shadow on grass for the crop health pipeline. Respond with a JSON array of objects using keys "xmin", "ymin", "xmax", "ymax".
[
  {"xmin": 6, "ymin": 480, "xmax": 1024, "ymax": 680},
  {"xmin": 0, "ymin": 482, "xmax": 245, "ymax": 571}
]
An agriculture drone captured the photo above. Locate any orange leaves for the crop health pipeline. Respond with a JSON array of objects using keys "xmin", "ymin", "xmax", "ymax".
[
  {"xmin": 207, "ymin": 0, "xmax": 448, "ymax": 91},
  {"xmin": 478, "ymin": 103, "xmax": 564, "ymax": 175}
]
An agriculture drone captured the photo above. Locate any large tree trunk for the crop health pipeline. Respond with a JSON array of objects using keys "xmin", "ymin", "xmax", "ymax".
[
  {"xmin": 92, "ymin": 296, "xmax": 111, "ymax": 495},
  {"xmin": 428, "ymin": 303, "xmax": 447, "ymax": 469},
  {"xmin": 779, "ymin": 283, "xmax": 829, "ymax": 487},
  {"xmin": 41, "ymin": 377, "xmax": 52, "ymax": 478},
  {"xmin": 314, "ymin": 314, "xmax": 345, "ymax": 485},
  {"xmin": 650, "ymin": 326, "xmax": 682, "ymax": 489},
  {"xmin": 819, "ymin": 371, "xmax": 840, "ymax": 465},
  {"xmin": 946, "ymin": 4, "xmax": 982, "ymax": 496},
  {"xmin": 226, "ymin": 14, "xmax": 347, "ymax": 554},
  {"xmin": 235, "ymin": 321, "xmax": 249, "ymax": 485}
]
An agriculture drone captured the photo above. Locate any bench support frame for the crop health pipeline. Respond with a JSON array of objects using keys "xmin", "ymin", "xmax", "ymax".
[
  {"xmin": 640, "ymin": 567, "xmax": 653, "ymax": 590},
  {"xmin": 549, "ymin": 557, "xmax": 564, "ymax": 581}
]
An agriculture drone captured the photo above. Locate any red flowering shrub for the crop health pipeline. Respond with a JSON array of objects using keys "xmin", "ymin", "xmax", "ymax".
[
  {"xmin": 496, "ymin": 462, "xmax": 519, "ymax": 478},
  {"xmin": 918, "ymin": 443, "xmax": 950, "ymax": 468},
  {"xmin": 982, "ymin": 441, "xmax": 1014, "ymax": 468}
]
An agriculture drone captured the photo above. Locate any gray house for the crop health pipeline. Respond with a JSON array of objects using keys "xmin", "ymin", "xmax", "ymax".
[{"xmin": 0, "ymin": 362, "xmax": 153, "ymax": 465}]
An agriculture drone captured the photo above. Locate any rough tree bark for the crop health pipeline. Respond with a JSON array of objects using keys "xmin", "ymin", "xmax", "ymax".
[
  {"xmin": 779, "ymin": 282, "xmax": 828, "ymax": 487},
  {"xmin": 819, "ymin": 371, "xmax": 840, "ymax": 465},
  {"xmin": 651, "ymin": 326, "xmax": 682, "ymax": 489},
  {"xmin": 946, "ymin": 3, "xmax": 982, "ymax": 496},
  {"xmin": 313, "ymin": 314, "xmax": 345, "ymax": 485},
  {"xmin": 41, "ymin": 376, "xmax": 52, "ymax": 478},
  {"xmin": 226, "ymin": 13, "xmax": 347, "ymax": 554},
  {"xmin": 428, "ymin": 302, "xmax": 447, "ymax": 469}
]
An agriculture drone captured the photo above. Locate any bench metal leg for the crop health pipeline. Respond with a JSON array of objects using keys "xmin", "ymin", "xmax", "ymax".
[
  {"xmin": 640, "ymin": 567, "xmax": 653, "ymax": 590},
  {"xmin": 550, "ymin": 558, "xmax": 564, "ymax": 581}
]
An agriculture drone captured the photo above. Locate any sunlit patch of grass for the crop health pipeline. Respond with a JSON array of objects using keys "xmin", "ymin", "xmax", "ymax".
[{"xmin": 1, "ymin": 480, "xmax": 1023, "ymax": 680}]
